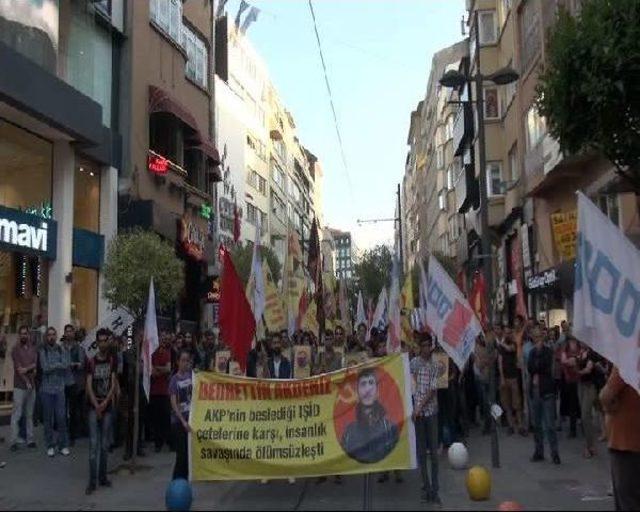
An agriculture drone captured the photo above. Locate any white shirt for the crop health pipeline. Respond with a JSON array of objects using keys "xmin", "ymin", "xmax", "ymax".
[{"xmin": 273, "ymin": 357, "xmax": 281, "ymax": 378}]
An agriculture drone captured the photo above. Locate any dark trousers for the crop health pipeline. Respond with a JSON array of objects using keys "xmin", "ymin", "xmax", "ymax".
[
  {"xmin": 149, "ymin": 394, "xmax": 171, "ymax": 449},
  {"xmin": 172, "ymin": 423, "xmax": 189, "ymax": 480},
  {"xmin": 561, "ymin": 381, "xmax": 580, "ymax": 435},
  {"xmin": 89, "ymin": 408, "xmax": 111, "ymax": 486},
  {"xmin": 415, "ymin": 415, "xmax": 439, "ymax": 496},
  {"xmin": 610, "ymin": 449, "xmax": 640, "ymax": 511},
  {"xmin": 65, "ymin": 384, "xmax": 86, "ymax": 441},
  {"xmin": 531, "ymin": 390, "xmax": 559, "ymax": 457}
]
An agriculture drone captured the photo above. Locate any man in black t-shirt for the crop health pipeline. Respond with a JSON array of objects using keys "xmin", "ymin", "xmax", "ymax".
[{"xmin": 86, "ymin": 328, "xmax": 117, "ymax": 495}]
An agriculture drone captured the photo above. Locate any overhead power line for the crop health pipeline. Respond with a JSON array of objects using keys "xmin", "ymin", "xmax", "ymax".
[{"xmin": 307, "ymin": 0, "xmax": 355, "ymax": 203}]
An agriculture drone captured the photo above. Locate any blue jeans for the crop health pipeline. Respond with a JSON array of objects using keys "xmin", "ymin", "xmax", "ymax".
[
  {"xmin": 415, "ymin": 415, "xmax": 439, "ymax": 496},
  {"xmin": 41, "ymin": 390, "xmax": 68, "ymax": 450},
  {"xmin": 531, "ymin": 389, "xmax": 558, "ymax": 456},
  {"xmin": 89, "ymin": 408, "xmax": 112, "ymax": 486}
]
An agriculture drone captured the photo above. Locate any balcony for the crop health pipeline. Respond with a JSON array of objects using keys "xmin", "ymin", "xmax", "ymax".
[{"xmin": 452, "ymin": 102, "xmax": 473, "ymax": 157}]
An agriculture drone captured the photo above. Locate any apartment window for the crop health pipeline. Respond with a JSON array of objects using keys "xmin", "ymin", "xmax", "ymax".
[
  {"xmin": 260, "ymin": 211, "xmax": 268, "ymax": 235},
  {"xmin": 445, "ymin": 114, "xmax": 455, "ymax": 141},
  {"xmin": 182, "ymin": 25, "xmax": 208, "ymax": 89},
  {"xmin": 487, "ymin": 162, "xmax": 503, "ymax": 196},
  {"xmin": 436, "ymin": 145, "xmax": 444, "ymax": 169},
  {"xmin": 440, "ymin": 234, "xmax": 449, "ymax": 256},
  {"xmin": 271, "ymin": 162, "xmax": 285, "ymax": 190},
  {"xmin": 598, "ymin": 194, "xmax": 620, "ymax": 226},
  {"xmin": 503, "ymin": 79, "xmax": 517, "ymax": 112},
  {"xmin": 478, "ymin": 11, "xmax": 498, "ymax": 45},
  {"xmin": 247, "ymin": 203, "xmax": 258, "ymax": 225},
  {"xmin": 446, "ymin": 165, "xmax": 454, "ymax": 190},
  {"xmin": 258, "ymin": 175, "xmax": 267, "ymax": 195},
  {"xmin": 520, "ymin": 0, "xmax": 541, "ymax": 72},
  {"xmin": 508, "ymin": 144, "xmax": 519, "ymax": 182},
  {"xmin": 484, "ymin": 87, "xmax": 500, "ymax": 119},
  {"xmin": 500, "ymin": 0, "xmax": 512, "ymax": 25},
  {"xmin": 150, "ymin": 0, "xmax": 182, "ymax": 45},
  {"xmin": 247, "ymin": 169, "xmax": 257, "ymax": 188},
  {"xmin": 526, "ymin": 105, "xmax": 546, "ymax": 150},
  {"xmin": 274, "ymin": 139, "xmax": 287, "ymax": 163},
  {"xmin": 270, "ymin": 192, "xmax": 286, "ymax": 222},
  {"xmin": 438, "ymin": 190, "xmax": 447, "ymax": 211}
]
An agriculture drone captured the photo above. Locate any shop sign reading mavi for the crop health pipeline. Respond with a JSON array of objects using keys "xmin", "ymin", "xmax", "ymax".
[
  {"xmin": 0, "ymin": 205, "xmax": 57, "ymax": 260},
  {"xmin": 178, "ymin": 215, "xmax": 206, "ymax": 261}
]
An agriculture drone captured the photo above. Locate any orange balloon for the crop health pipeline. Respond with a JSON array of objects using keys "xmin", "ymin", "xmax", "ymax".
[{"xmin": 498, "ymin": 501, "xmax": 523, "ymax": 511}]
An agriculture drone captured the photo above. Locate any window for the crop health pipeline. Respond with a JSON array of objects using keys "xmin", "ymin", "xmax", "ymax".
[
  {"xmin": 247, "ymin": 169, "xmax": 257, "ymax": 188},
  {"xmin": 598, "ymin": 195, "xmax": 620, "ymax": 226},
  {"xmin": 271, "ymin": 192, "xmax": 286, "ymax": 222},
  {"xmin": 508, "ymin": 145, "xmax": 519, "ymax": 182},
  {"xmin": 182, "ymin": 25, "xmax": 208, "ymax": 88},
  {"xmin": 526, "ymin": 105, "xmax": 546, "ymax": 150},
  {"xmin": 503, "ymin": 79, "xmax": 517, "ymax": 112},
  {"xmin": 478, "ymin": 11, "xmax": 497, "ymax": 45},
  {"xmin": 440, "ymin": 234, "xmax": 449, "ymax": 256},
  {"xmin": 258, "ymin": 175, "xmax": 267, "ymax": 195},
  {"xmin": 487, "ymin": 162, "xmax": 503, "ymax": 196},
  {"xmin": 484, "ymin": 87, "xmax": 500, "ymax": 119},
  {"xmin": 150, "ymin": 0, "xmax": 182, "ymax": 45},
  {"xmin": 438, "ymin": 190, "xmax": 446, "ymax": 211},
  {"xmin": 247, "ymin": 203, "xmax": 258, "ymax": 225},
  {"xmin": 260, "ymin": 211, "xmax": 268, "ymax": 235},
  {"xmin": 449, "ymin": 214, "xmax": 461, "ymax": 241},
  {"xmin": 446, "ymin": 165, "xmax": 454, "ymax": 190},
  {"xmin": 271, "ymin": 163, "xmax": 285, "ymax": 190},
  {"xmin": 436, "ymin": 145, "xmax": 444, "ymax": 169},
  {"xmin": 274, "ymin": 139, "xmax": 287, "ymax": 163},
  {"xmin": 520, "ymin": 0, "xmax": 541, "ymax": 72},
  {"xmin": 500, "ymin": 0, "xmax": 512, "ymax": 25},
  {"xmin": 445, "ymin": 114, "xmax": 455, "ymax": 141}
]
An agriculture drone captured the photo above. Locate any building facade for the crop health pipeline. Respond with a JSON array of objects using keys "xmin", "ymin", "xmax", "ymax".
[
  {"xmin": 0, "ymin": 0, "xmax": 123, "ymax": 340},
  {"xmin": 330, "ymin": 228, "xmax": 354, "ymax": 280},
  {"xmin": 118, "ymin": 0, "xmax": 221, "ymax": 332}
]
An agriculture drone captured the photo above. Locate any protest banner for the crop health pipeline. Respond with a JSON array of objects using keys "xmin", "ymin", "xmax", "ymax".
[
  {"xmin": 573, "ymin": 192, "xmax": 640, "ymax": 392},
  {"xmin": 293, "ymin": 345, "xmax": 312, "ymax": 378},
  {"xmin": 189, "ymin": 353, "xmax": 416, "ymax": 480},
  {"xmin": 426, "ymin": 256, "xmax": 481, "ymax": 370},
  {"xmin": 229, "ymin": 361, "xmax": 244, "ymax": 377},
  {"xmin": 214, "ymin": 350, "xmax": 231, "ymax": 374},
  {"xmin": 82, "ymin": 308, "xmax": 134, "ymax": 359}
]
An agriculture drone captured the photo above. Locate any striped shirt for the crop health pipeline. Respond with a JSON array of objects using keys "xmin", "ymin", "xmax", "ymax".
[{"xmin": 411, "ymin": 356, "xmax": 438, "ymax": 417}]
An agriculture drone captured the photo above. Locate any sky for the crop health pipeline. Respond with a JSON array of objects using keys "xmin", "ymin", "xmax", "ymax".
[{"xmin": 230, "ymin": 0, "xmax": 466, "ymax": 251}]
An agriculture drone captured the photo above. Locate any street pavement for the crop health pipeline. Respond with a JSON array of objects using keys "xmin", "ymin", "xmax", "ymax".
[{"xmin": 0, "ymin": 423, "xmax": 613, "ymax": 511}]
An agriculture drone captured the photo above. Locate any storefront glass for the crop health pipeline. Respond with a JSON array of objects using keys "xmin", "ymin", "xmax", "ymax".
[
  {"xmin": 71, "ymin": 266, "xmax": 97, "ymax": 330},
  {"xmin": 73, "ymin": 159, "xmax": 100, "ymax": 232},
  {"xmin": 0, "ymin": 120, "xmax": 53, "ymax": 333}
]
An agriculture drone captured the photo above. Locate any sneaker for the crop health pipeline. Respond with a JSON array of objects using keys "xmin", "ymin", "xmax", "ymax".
[
  {"xmin": 316, "ymin": 477, "xmax": 327, "ymax": 484},
  {"xmin": 10, "ymin": 444, "xmax": 18, "ymax": 452},
  {"xmin": 377, "ymin": 472, "xmax": 389, "ymax": 483},
  {"xmin": 288, "ymin": 478, "xmax": 296, "ymax": 484},
  {"xmin": 530, "ymin": 452, "xmax": 544, "ymax": 462},
  {"xmin": 334, "ymin": 475, "xmax": 343, "ymax": 485},
  {"xmin": 47, "ymin": 448, "xmax": 55, "ymax": 458},
  {"xmin": 27, "ymin": 442, "xmax": 37, "ymax": 449},
  {"xmin": 260, "ymin": 479, "xmax": 269, "ymax": 485},
  {"xmin": 552, "ymin": 453, "xmax": 561, "ymax": 465},
  {"xmin": 420, "ymin": 490, "xmax": 430, "ymax": 503},
  {"xmin": 60, "ymin": 447, "xmax": 70, "ymax": 457},
  {"xmin": 85, "ymin": 484, "xmax": 96, "ymax": 495},
  {"xmin": 99, "ymin": 479, "xmax": 112, "ymax": 488},
  {"xmin": 394, "ymin": 473, "xmax": 404, "ymax": 484},
  {"xmin": 431, "ymin": 493, "xmax": 442, "ymax": 506}
]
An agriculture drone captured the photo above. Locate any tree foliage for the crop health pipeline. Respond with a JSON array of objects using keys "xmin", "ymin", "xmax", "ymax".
[
  {"xmin": 353, "ymin": 244, "xmax": 393, "ymax": 301},
  {"xmin": 537, "ymin": 0, "xmax": 640, "ymax": 189},
  {"xmin": 230, "ymin": 242, "xmax": 282, "ymax": 287},
  {"xmin": 103, "ymin": 229, "xmax": 184, "ymax": 319}
]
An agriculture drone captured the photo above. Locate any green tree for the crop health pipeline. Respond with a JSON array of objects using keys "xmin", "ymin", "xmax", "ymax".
[
  {"xmin": 537, "ymin": 0, "xmax": 640, "ymax": 190},
  {"xmin": 103, "ymin": 229, "xmax": 184, "ymax": 319},
  {"xmin": 230, "ymin": 242, "xmax": 282, "ymax": 287},
  {"xmin": 353, "ymin": 244, "xmax": 393, "ymax": 301}
]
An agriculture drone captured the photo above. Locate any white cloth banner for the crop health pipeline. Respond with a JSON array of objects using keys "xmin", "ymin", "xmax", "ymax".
[
  {"xmin": 142, "ymin": 278, "xmax": 159, "ymax": 401},
  {"xmin": 371, "ymin": 288, "xmax": 388, "ymax": 331},
  {"xmin": 247, "ymin": 218, "xmax": 266, "ymax": 326},
  {"xmin": 426, "ymin": 256, "xmax": 480, "ymax": 370},
  {"xmin": 387, "ymin": 256, "xmax": 401, "ymax": 354},
  {"xmin": 355, "ymin": 291, "xmax": 367, "ymax": 329},
  {"xmin": 573, "ymin": 192, "xmax": 640, "ymax": 393},
  {"xmin": 82, "ymin": 308, "xmax": 134, "ymax": 359}
]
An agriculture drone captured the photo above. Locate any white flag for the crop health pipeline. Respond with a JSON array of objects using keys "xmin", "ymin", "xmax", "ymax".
[
  {"xmin": 142, "ymin": 278, "xmax": 159, "ymax": 401},
  {"xmin": 426, "ymin": 256, "xmax": 480, "ymax": 370},
  {"xmin": 247, "ymin": 218, "xmax": 266, "ymax": 326},
  {"xmin": 356, "ymin": 291, "xmax": 366, "ymax": 329},
  {"xmin": 573, "ymin": 192, "xmax": 640, "ymax": 393},
  {"xmin": 371, "ymin": 288, "xmax": 388, "ymax": 331},
  {"xmin": 387, "ymin": 256, "xmax": 401, "ymax": 353},
  {"xmin": 418, "ymin": 259, "xmax": 429, "ymax": 328}
]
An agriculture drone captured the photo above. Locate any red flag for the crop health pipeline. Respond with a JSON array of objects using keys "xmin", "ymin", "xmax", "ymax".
[
  {"xmin": 233, "ymin": 203, "xmax": 241, "ymax": 243},
  {"xmin": 219, "ymin": 249, "xmax": 255, "ymax": 371},
  {"xmin": 470, "ymin": 271, "xmax": 488, "ymax": 328}
]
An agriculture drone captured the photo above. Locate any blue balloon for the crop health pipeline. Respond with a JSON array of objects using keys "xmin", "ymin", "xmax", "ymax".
[{"xmin": 166, "ymin": 479, "xmax": 193, "ymax": 512}]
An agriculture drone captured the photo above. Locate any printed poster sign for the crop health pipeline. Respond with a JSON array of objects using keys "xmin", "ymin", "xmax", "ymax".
[
  {"xmin": 293, "ymin": 345, "xmax": 312, "ymax": 379},
  {"xmin": 82, "ymin": 308, "xmax": 134, "ymax": 359},
  {"xmin": 229, "ymin": 361, "xmax": 244, "ymax": 377},
  {"xmin": 189, "ymin": 354, "xmax": 417, "ymax": 480},
  {"xmin": 551, "ymin": 210, "xmax": 578, "ymax": 261},
  {"xmin": 433, "ymin": 351, "xmax": 449, "ymax": 389},
  {"xmin": 214, "ymin": 350, "xmax": 231, "ymax": 374}
]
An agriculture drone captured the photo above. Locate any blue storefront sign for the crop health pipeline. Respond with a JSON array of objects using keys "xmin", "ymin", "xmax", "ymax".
[{"xmin": 0, "ymin": 205, "xmax": 57, "ymax": 260}]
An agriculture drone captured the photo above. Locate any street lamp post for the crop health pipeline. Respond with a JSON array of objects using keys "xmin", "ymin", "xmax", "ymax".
[{"xmin": 440, "ymin": 9, "xmax": 519, "ymax": 469}]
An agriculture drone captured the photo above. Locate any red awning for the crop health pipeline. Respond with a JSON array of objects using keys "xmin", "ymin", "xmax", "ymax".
[
  {"xmin": 193, "ymin": 140, "xmax": 221, "ymax": 165},
  {"xmin": 148, "ymin": 85, "xmax": 200, "ymax": 135}
]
